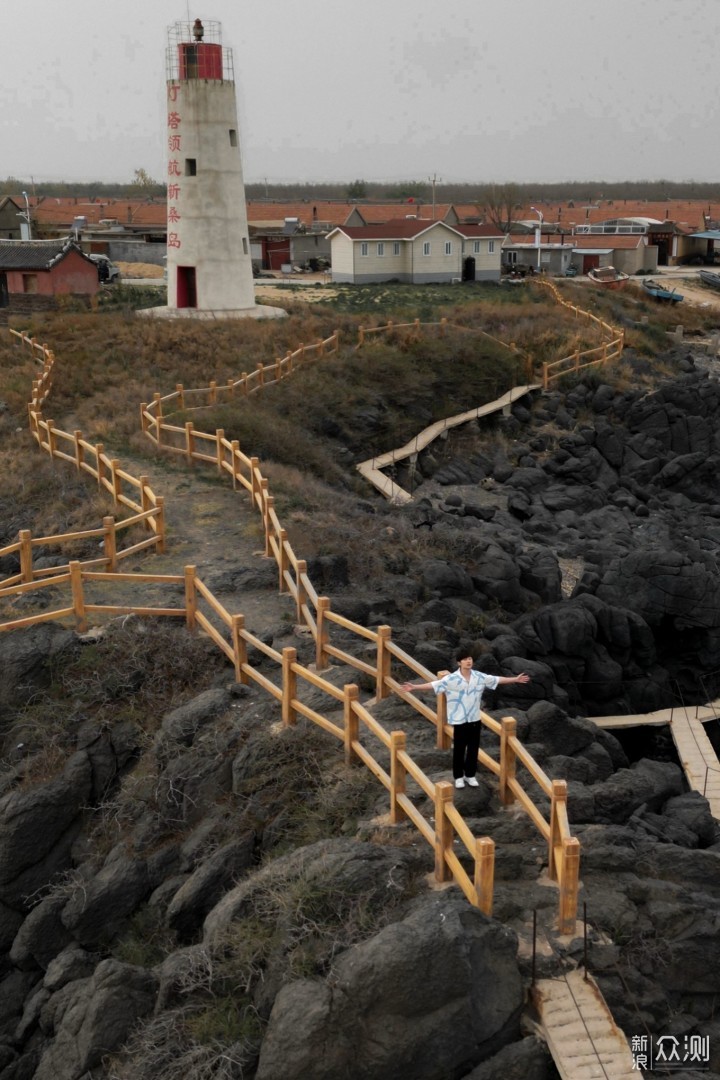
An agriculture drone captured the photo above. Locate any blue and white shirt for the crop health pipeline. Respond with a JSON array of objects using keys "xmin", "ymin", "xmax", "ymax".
[{"xmin": 431, "ymin": 669, "xmax": 499, "ymax": 726}]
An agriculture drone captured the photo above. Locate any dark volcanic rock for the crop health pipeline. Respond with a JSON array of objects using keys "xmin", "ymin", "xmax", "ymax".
[{"xmin": 254, "ymin": 893, "xmax": 523, "ymax": 1080}]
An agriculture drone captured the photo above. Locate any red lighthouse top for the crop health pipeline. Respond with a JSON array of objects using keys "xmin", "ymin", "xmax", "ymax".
[{"xmin": 166, "ymin": 19, "xmax": 234, "ymax": 82}]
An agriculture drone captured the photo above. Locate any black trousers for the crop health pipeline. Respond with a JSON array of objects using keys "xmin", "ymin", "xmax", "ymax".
[{"xmin": 452, "ymin": 721, "xmax": 480, "ymax": 779}]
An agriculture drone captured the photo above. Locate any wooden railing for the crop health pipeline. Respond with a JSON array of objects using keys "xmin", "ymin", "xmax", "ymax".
[
  {"xmin": 141, "ymin": 351, "xmax": 581, "ymax": 934},
  {"xmin": 533, "ymin": 279, "xmax": 625, "ymax": 389},
  {"xmin": 4, "ymin": 321, "xmax": 582, "ymax": 933},
  {"xmin": 0, "ymin": 557, "xmax": 498, "ymax": 919},
  {"xmin": 2, "ymin": 330, "xmax": 166, "ymax": 589}
]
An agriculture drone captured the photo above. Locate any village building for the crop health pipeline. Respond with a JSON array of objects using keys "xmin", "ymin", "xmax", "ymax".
[{"xmin": 0, "ymin": 239, "xmax": 98, "ymax": 317}]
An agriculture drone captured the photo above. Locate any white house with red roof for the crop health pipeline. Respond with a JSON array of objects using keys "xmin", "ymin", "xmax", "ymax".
[{"xmin": 327, "ymin": 219, "xmax": 504, "ymax": 284}]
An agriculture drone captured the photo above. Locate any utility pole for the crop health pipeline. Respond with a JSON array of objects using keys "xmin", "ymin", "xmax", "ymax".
[{"xmin": 428, "ymin": 173, "xmax": 440, "ymax": 220}]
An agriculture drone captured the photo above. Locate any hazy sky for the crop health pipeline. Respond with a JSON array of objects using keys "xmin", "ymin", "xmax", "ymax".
[{"xmin": 5, "ymin": 0, "xmax": 720, "ymax": 186}]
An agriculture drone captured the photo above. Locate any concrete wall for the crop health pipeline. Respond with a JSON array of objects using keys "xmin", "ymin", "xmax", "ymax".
[{"xmin": 106, "ymin": 240, "xmax": 167, "ymax": 267}]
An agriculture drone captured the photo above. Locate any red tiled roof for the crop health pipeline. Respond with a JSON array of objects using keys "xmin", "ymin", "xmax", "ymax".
[
  {"xmin": 509, "ymin": 201, "xmax": 719, "ymax": 231},
  {"xmin": 331, "ymin": 219, "xmax": 459, "ymax": 240},
  {"xmin": 453, "ymin": 223, "xmax": 504, "ymax": 238}
]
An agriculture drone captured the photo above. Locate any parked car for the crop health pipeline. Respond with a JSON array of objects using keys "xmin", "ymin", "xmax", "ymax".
[
  {"xmin": 564, "ymin": 265, "xmax": 579, "ymax": 277},
  {"xmin": 88, "ymin": 254, "xmax": 121, "ymax": 284}
]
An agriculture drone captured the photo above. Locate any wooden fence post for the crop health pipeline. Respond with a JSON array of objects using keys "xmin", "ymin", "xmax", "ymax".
[
  {"xmin": 499, "ymin": 716, "xmax": 517, "ymax": 806},
  {"xmin": 19, "ymin": 530, "xmax": 33, "ymax": 584},
  {"xmin": 250, "ymin": 457, "xmax": 260, "ymax": 508},
  {"xmin": 263, "ymin": 490, "xmax": 273, "ymax": 558},
  {"xmin": 69, "ymin": 561, "xmax": 87, "ymax": 633},
  {"xmin": 278, "ymin": 528, "xmax": 289, "ymax": 593},
  {"xmin": 390, "ymin": 730, "xmax": 407, "ymax": 824},
  {"xmin": 209, "ymin": 379, "xmax": 217, "ymax": 405},
  {"xmin": 375, "ymin": 625, "xmax": 391, "ymax": 700},
  {"xmin": 185, "ymin": 422, "xmax": 195, "ymax": 466},
  {"xmin": 184, "ymin": 565, "xmax": 197, "ymax": 631},
  {"xmin": 153, "ymin": 394, "xmax": 163, "ymax": 447},
  {"xmin": 216, "ymin": 429, "xmax": 225, "ymax": 475},
  {"xmin": 46, "ymin": 419, "xmax": 56, "ymax": 459},
  {"xmin": 343, "ymin": 684, "xmax": 360, "ymax": 767},
  {"xmin": 73, "ymin": 430, "xmax": 84, "ymax": 472},
  {"xmin": 295, "ymin": 559, "xmax": 308, "ymax": 624},
  {"xmin": 156, "ymin": 496, "xmax": 166, "ymax": 553},
  {"xmin": 241, "ymin": 372, "xmax": 248, "ymax": 395},
  {"xmin": 548, "ymin": 778, "xmax": 568, "ymax": 882},
  {"xmin": 139, "ymin": 403, "xmax": 148, "ymax": 436},
  {"xmin": 175, "ymin": 383, "xmax": 185, "ymax": 410},
  {"xmin": 358, "ymin": 326, "xmax": 365, "ymax": 346},
  {"xmin": 230, "ymin": 440, "xmax": 240, "ymax": 490},
  {"xmin": 315, "ymin": 596, "xmax": 331, "ymax": 670},
  {"xmin": 103, "ymin": 516, "xmax": 117, "ymax": 571},
  {"xmin": 95, "ymin": 444, "xmax": 104, "ymax": 489},
  {"xmin": 257, "ymin": 363, "xmax": 265, "ymax": 387},
  {"xmin": 232, "ymin": 614, "xmax": 249, "ymax": 684},
  {"xmin": 542, "ymin": 363, "xmax": 549, "ymax": 390},
  {"xmin": 282, "ymin": 647, "xmax": 298, "ymax": 727},
  {"xmin": 433, "ymin": 780, "xmax": 453, "ymax": 882},
  {"xmin": 559, "ymin": 837, "xmax": 581, "ymax": 935},
  {"xmin": 110, "ymin": 459, "xmax": 121, "ymax": 508},
  {"xmin": 475, "ymin": 836, "xmax": 495, "ymax": 916},
  {"xmin": 435, "ymin": 693, "xmax": 450, "ymax": 750}
]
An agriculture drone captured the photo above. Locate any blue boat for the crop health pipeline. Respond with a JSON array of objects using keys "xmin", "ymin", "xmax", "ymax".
[{"xmin": 642, "ymin": 279, "xmax": 683, "ymax": 303}]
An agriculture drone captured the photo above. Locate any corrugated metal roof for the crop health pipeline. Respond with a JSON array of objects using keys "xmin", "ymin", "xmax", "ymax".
[{"xmin": 690, "ymin": 231, "xmax": 720, "ymax": 240}]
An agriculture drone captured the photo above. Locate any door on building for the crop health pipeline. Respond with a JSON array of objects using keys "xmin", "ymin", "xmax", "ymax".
[
  {"xmin": 462, "ymin": 256, "xmax": 475, "ymax": 282},
  {"xmin": 0, "ymin": 273, "xmax": 8, "ymax": 308},
  {"xmin": 583, "ymin": 255, "xmax": 600, "ymax": 274},
  {"xmin": 177, "ymin": 266, "xmax": 197, "ymax": 308}
]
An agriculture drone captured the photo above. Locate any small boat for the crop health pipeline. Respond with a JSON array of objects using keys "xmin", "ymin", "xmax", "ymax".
[
  {"xmin": 642, "ymin": 279, "xmax": 683, "ymax": 303},
  {"xmin": 587, "ymin": 266, "xmax": 629, "ymax": 289},
  {"xmin": 699, "ymin": 269, "xmax": 720, "ymax": 291}
]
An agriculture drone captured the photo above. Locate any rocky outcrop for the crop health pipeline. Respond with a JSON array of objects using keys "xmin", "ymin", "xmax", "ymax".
[{"xmin": 255, "ymin": 893, "xmax": 524, "ymax": 1080}]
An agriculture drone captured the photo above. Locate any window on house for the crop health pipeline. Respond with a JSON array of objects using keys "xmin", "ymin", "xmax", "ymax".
[
  {"xmin": 507, "ymin": 251, "xmax": 518, "ymax": 264},
  {"xmin": 229, "ymin": 129, "xmax": 238, "ymax": 147},
  {"xmin": 360, "ymin": 242, "xmax": 369, "ymax": 256},
  {"xmin": 445, "ymin": 241, "xmax": 452, "ymax": 256},
  {"xmin": 377, "ymin": 242, "xmax": 384, "ymax": 256},
  {"xmin": 423, "ymin": 241, "xmax": 431, "ymax": 256},
  {"xmin": 488, "ymin": 240, "xmax": 495, "ymax": 253},
  {"xmin": 22, "ymin": 274, "xmax": 38, "ymax": 293},
  {"xmin": 393, "ymin": 242, "xmax": 400, "ymax": 256},
  {"xmin": 185, "ymin": 158, "xmax": 197, "ymax": 176},
  {"xmin": 242, "ymin": 238, "xmax": 248, "ymax": 255},
  {"xmin": 473, "ymin": 241, "xmax": 481, "ymax": 254}
]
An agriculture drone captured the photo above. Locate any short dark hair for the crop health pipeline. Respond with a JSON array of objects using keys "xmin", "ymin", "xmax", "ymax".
[{"xmin": 454, "ymin": 650, "xmax": 476, "ymax": 665}]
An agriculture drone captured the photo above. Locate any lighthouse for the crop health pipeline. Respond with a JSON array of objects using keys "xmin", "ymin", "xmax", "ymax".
[{"xmin": 163, "ymin": 18, "xmax": 280, "ymax": 318}]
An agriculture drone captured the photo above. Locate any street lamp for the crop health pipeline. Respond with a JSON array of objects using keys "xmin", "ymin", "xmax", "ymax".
[{"xmin": 530, "ymin": 205, "xmax": 543, "ymax": 272}]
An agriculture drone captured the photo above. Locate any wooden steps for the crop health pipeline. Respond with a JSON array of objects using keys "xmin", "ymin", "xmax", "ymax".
[{"xmin": 533, "ymin": 969, "xmax": 635, "ymax": 1079}]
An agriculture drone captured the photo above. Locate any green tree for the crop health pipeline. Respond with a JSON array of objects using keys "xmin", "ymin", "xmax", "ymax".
[{"xmin": 346, "ymin": 179, "xmax": 367, "ymax": 199}]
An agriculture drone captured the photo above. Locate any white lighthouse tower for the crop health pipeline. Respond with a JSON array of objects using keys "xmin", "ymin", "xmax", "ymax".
[{"xmin": 163, "ymin": 18, "xmax": 279, "ymax": 318}]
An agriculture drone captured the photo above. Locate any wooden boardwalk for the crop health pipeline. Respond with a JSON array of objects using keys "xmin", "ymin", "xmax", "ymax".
[
  {"xmin": 594, "ymin": 701, "xmax": 720, "ymax": 819},
  {"xmin": 356, "ymin": 384, "xmax": 541, "ymax": 503},
  {"xmin": 533, "ymin": 970, "xmax": 636, "ymax": 1079}
]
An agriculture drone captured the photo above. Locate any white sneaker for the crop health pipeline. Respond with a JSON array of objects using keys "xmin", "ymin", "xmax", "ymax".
[
  {"xmin": 454, "ymin": 777, "xmax": 465, "ymax": 789},
  {"xmin": 465, "ymin": 776, "xmax": 479, "ymax": 787}
]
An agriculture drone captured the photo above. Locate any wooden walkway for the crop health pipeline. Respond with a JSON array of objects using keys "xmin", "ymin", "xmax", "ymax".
[
  {"xmin": 594, "ymin": 701, "xmax": 720, "ymax": 819},
  {"xmin": 533, "ymin": 970, "xmax": 636, "ymax": 1079},
  {"xmin": 356, "ymin": 384, "xmax": 541, "ymax": 503}
]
